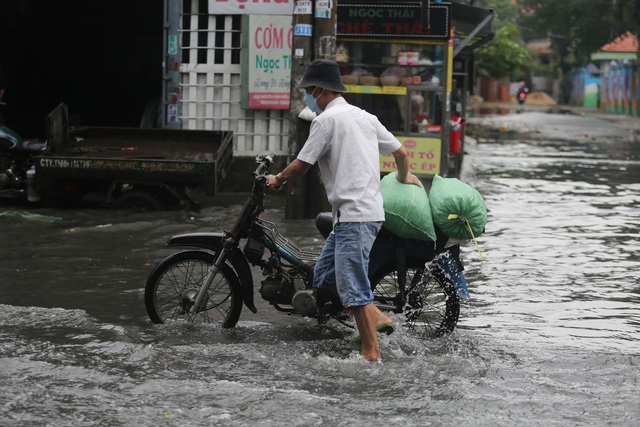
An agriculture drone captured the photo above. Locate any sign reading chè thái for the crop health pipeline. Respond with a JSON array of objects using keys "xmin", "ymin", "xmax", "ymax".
[{"xmin": 337, "ymin": 2, "xmax": 450, "ymax": 39}]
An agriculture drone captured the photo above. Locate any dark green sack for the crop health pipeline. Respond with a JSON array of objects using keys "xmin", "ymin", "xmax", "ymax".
[
  {"xmin": 429, "ymin": 174, "xmax": 487, "ymax": 240},
  {"xmin": 380, "ymin": 173, "xmax": 436, "ymax": 241}
]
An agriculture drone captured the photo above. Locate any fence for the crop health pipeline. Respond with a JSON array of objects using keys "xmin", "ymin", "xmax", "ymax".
[{"xmin": 600, "ymin": 61, "xmax": 639, "ymax": 116}]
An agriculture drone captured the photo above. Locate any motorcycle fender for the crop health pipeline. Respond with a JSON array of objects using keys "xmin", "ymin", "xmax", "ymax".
[
  {"xmin": 227, "ymin": 248, "xmax": 257, "ymax": 313},
  {"xmin": 165, "ymin": 232, "xmax": 258, "ymax": 313},
  {"xmin": 166, "ymin": 232, "xmax": 225, "ymax": 250},
  {"xmin": 436, "ymin": 254, "xmax": 470, "ymax": 300}
]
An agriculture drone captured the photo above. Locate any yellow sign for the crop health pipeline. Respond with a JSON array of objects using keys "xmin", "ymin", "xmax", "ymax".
[
  {"xmin": 380, "ymin": 136, "xmax": 441, "ymax": 175},
  {"xmin": 345, "ymin": 85, "xmax": 407, "ymax": 95}
]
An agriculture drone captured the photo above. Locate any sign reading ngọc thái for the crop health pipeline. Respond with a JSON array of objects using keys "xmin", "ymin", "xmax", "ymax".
[
  {"xmin": 242, "ymin": 15, "xmax": 292, "ymax": 110},
  {"xmin": 337, "ymin": 2, "xmax": 450, "ymax": 40}
]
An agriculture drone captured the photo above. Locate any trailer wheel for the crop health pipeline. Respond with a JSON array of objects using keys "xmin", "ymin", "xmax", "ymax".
[{"xmin": 113, "ymin": 189, "xmax": 164, "ymax": 211}]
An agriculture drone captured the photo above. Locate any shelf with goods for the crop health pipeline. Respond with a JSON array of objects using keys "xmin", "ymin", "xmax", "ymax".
[
  {"xmin": 341, "ymin": 84, "xmax": 445, "ymax": 96},
  {"xmin": 336, "ymin": 41, "xmax": 446, "ymax": 93},
  {"xmin": 334, "ymin": 0, "xmax": 497, "ymax": 178},
  {"xmin": 335, "ymin": 40, "xmax": 450, "ymax": 140}
]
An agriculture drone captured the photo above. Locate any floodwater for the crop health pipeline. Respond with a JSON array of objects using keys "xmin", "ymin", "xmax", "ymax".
[{"xmin": 2, "ymin": 108, "xmax": 640, "ymax": 426}]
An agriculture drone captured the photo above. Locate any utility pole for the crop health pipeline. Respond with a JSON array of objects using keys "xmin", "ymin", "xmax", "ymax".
[
  {"xmin": 285, "ymin": 0, "xmax": 314, "ymax": 219},
  {"xmin": 286, "ymin": 0, "xmax": 337, "ymax": 219},
  {"xmin": 314, "ymin": 0, "xmax": 337, "ymax": 60}
]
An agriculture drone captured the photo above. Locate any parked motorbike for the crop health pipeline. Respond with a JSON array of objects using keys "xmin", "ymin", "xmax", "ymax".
[
  {"xmin": 144, "ymin": 154, "xmax": 469, "ymax": 337},
  {"xmin": 0, "ymin": 123, "xmax": 46, "ymax": 202}
]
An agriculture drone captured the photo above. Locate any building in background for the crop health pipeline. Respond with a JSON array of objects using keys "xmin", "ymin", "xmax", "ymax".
[{"xmin": 590, "ymin": 31, "xmax": 639, "ymax": 116}]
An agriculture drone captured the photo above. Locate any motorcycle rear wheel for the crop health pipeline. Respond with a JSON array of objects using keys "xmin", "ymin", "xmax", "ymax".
[
  {"xmin": 145, "ymin": 251, "xmax": 243, "ymax": 327},
  {"xmin": 370, "ymin": 257, "xmax": 460, "ymax": 337}
]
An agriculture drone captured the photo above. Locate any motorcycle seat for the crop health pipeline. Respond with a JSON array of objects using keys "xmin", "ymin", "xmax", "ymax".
[
  {"xmin": 315, "ymin": 212, "xmax": 333, "ymax": 239},
  {"xmin": 19, "ymin": 139, "xmax": 48, "ymax": 153}
]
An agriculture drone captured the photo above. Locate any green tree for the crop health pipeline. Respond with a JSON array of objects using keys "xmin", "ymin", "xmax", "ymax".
[
  {"xmin": 471, "ymin": 0, "xmax": 520, "ymax": 30},
  {"xmin": 461, "ymin": 0, "xmax": 533, "ymax": 80},
  {"xmin": 474, "ymin": 24, "xmax": 533, "ymax": 80},
  {"xmin": 517, "ymin": 0, "xmax": 640, "ymax": 101},
  {"xmin": 519, "ymin": 1, "xmax": 616, "ymax": 64},
  {"xmin": 612, "ymin": 0, "xmax": 640, "ymax": 36}
]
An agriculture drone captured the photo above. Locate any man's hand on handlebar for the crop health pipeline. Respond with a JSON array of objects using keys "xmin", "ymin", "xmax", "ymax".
[
  {"xmin": 266, "ymin": 173, "xmax": 286, "ymax": 190},
  {"xmin": 264, "ymin": 159, "xmax": 310, "ymax": 190}
]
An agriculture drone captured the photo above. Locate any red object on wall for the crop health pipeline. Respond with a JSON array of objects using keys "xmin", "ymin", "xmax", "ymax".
[{"xmin": 449, "ymin": 116, "xmax": 462, "ymax": 154}]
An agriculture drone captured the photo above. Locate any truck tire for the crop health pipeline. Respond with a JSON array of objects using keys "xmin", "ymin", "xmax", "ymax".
[{"xmin": 113, "ymin": 189, "xmax": 164, "ymax": 211}]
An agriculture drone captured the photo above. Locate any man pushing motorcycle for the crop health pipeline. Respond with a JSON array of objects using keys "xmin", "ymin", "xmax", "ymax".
[{"xmin": 266, "ymin": 59, "xmax": 422, "ymax": 362}]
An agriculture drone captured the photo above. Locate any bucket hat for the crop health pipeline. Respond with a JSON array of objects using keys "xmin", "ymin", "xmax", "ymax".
[{"xmin": 297, "ymin": 59, "xmax": 347, "ymax": 93}]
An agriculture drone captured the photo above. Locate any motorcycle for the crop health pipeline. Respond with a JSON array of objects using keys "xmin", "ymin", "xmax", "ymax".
[
  {"xmin": 144, "ymin": 154, "xmax": 469, "ymax": 337},
  {"xmin": 0, "ymin": 122, "xmax": 46, "ymax": 202},
  {"xmin": 517, "ymin": 87, "xmax": 528, "ymax": 105}
]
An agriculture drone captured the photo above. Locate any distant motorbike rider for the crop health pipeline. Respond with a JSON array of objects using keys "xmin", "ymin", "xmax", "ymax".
[{"xmin": 517, "ymin": 83, "xmax": 528, "ymax": 105}]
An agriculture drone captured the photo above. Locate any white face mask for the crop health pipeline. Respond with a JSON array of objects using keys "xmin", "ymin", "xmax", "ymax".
[{"xmin": 303, "ymin": 87, "xmax": 323, "ymax": 114}]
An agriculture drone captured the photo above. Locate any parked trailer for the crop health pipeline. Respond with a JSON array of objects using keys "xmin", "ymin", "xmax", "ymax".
[{"xmin": 33, "ymin": 104, "xmax": 233, "ymax": 210}]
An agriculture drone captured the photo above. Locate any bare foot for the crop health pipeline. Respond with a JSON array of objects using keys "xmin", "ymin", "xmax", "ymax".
[
  {"xmin": 372, "ymin": 305, "xmax": 393, "ymax": 329},
  {"xmin": 360, "ymin": 347, "xmax": 381, "ymax": 362},
  {"xmin": 351, "ymin": 304, "xmax": 382, "ymax": 362}
]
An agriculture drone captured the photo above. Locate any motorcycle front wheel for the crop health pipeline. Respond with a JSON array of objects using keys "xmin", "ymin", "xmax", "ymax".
[
  {"xmin": 145, "ymin": 250, "xmax": 243, "ymax": 327},
  {"xmin": 370, "ymin": 257, "xmax": 460, "ymax": 337}
]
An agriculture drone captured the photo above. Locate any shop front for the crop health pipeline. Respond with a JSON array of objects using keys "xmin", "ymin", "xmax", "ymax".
[{"xmin": 336, "ymin": 1, "xmax": 495, "ymax": 177}]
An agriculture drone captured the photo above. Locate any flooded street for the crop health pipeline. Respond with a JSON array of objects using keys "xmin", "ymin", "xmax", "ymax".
[{"xmin": 2, "ymin": 108, "xmax": 640, "ymax": 426}]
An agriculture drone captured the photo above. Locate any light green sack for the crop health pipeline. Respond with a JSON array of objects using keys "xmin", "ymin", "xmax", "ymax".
[
  {"xmin": 429, "ymin": 174, "xmax": 487, "ymax": 240},
  {"xmin": 380, "ymin": 173, "xmax": 436, "ymax": 241}
]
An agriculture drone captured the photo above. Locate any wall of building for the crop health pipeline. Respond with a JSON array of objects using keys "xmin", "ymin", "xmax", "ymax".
[
  {"xmin": 571, "ymin": 68, "xmax": 600, "ymax": 108},
  {"xmin": 177, "ymin": 0, "xmax": 291, "ymax": 158}
]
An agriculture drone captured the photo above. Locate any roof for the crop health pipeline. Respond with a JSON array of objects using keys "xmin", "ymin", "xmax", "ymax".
[
  {"xmin": 591, "ymin": 31, "xmax": 638, "ymax": 61},
  {"xmin": 601, "ymin": 31, "xmax": 638, "ymax": 53}
]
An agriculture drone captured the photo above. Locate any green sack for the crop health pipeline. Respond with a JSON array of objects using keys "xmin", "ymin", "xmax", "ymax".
[
  {"xmin": 429, "ymin": 174, "xmax": 487, "ymax": 240},
  {"xmin": 380, "ymin": 173, "xmax": 436, "ymax": 241}
]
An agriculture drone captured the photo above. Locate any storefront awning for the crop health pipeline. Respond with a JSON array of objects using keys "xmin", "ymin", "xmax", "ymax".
[{"xmin": 451, "ymin": 2, "xmax": 496, "ymax": 57}]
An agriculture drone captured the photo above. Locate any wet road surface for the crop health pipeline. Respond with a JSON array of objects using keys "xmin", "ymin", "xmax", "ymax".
[{"xmin": 1, "ymin": 107, "xmax": 639, "ymax": 426}]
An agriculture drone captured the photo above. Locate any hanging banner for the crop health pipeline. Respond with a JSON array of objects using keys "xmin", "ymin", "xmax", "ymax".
[
  {"xmin": 209, "ymin": 0, "xmax": 294, "ymax": 15},
  {"xmin": 241, "ymin": 15, "xmax": 292, "ymax": 110}
]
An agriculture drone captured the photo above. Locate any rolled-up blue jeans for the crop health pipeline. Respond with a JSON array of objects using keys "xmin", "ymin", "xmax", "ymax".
[{"xmin": 313, "ymin": 221, "xmax": 382, "ymax": 308}]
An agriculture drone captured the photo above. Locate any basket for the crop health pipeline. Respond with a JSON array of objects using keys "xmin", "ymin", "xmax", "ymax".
[
  {"xmin": 380, "ymin": 76, "xmax": 400, "ymax": 86},
  {"xmin": 360, "ymin": 76, "xmax": 380, "ymax": 86},
  {"xmin": 341, "ymin": 75, "xmax": 359, "ymax": 85}
]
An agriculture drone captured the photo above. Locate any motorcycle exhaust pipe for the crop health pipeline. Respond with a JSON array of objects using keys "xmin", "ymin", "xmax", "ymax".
[{"xmin": 26, "ymin": 167, "xmax": 40, "ymax": 202}]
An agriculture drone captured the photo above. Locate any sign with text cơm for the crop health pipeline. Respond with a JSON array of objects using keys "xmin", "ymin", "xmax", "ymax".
[{"xmin": 242, "ymin": 15, "xmax": 292, "ymax": 110}]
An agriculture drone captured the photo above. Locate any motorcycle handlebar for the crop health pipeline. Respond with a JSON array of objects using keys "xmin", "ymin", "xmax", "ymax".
[{"xmin": 253, "ymin": 153, "xmax": 276, "ymax": 177}]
